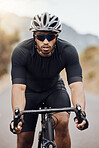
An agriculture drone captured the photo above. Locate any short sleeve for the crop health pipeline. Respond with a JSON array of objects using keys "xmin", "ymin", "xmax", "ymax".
[
  {"xmin": 11, "ymin": 47, "xmax": 27, "ymax": 84},
  {"xmin": 63, "ymin": 45, "xmax": 82, "ymax": 84}
]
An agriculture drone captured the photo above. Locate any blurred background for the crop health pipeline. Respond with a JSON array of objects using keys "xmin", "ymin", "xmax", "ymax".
[{"xmin": 0, "ymin": 0, "xmax": 99, "ymax": 147}]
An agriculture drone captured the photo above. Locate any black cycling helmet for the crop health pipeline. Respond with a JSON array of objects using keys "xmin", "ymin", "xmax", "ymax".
[{"xmin": 29, "ymin": 12, "xmax": 62, "ymax": 33}]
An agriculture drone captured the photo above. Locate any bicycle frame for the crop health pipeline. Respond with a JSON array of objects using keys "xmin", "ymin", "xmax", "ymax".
[{"xmin": 38, "ymin": 112, "xmax": 56, "ymax": 148}]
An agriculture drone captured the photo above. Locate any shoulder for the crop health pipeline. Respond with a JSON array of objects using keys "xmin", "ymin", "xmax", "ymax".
[
  {"xmin": 11, "ymin": 38, "xmax": 34, "ymax": 64},
  {"xmin": 56, "ymin": 38, "xmax": 79, "ymax": 60},
  {"xmin": 12, "ymin": 38, "xmax": 34, "ymax": 55}
]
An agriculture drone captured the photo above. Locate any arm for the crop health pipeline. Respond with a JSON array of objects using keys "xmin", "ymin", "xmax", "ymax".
[
  {"xmin": 69, "ymin": 81, "xmax": 85, "ymax": 111},
  {"xmin": 69, "ymin": 81, "xmax": 87, "ymax": 130},
  {"xmin": 10, "ymin": 45, "xmax": 28, "ymax": 133},
  {"xmin": 63, "ymin": 45, "xmax": 85, "ymax": 109},
  {"xmin": 11, "ymin": 84, "xmax": 26, "ymax": 114},
  {"xmin": 63, "ymin": 45, "xmax": 87, "ymax": 129},
  {"xmin": 11, "ymin": 84, "xmax": 26, "ymax": 134}
]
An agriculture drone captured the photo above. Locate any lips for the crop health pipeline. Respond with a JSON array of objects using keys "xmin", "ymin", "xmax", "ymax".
[{"xmin": 42, "ymin": 46, "xmax": 51, "ymax": 51}]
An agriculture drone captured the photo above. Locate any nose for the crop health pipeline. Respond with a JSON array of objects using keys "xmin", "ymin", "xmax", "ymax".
[{"xmin": 43, "ymin": 38, "xmax": 49, "ymax": 44}]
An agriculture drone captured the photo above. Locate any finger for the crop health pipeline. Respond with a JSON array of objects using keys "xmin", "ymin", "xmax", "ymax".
[
  {"xmin": 11, "ymin": 122, "xmax": 14, "ymax": 129},
  {"xmin": 15, "ymin": 127, "xmax": 22, "ymax": 134},
  {"xmin": 15, "ymin": 126, "xmax": 22, "ymax": 131},
  {"xmin": 16, "ymin": 121, "xmax": 23, "ymax": 129},
  {"xmin": 75, "ymin": 119, "xmax": 78, "ymax": 124},
  {"xmin": 77, "ymin": 125, "xmax": 84, "ymax": 130},
  {"xmin": 78, "ymin": 120, "xmax": 86, "ymax": 127},
  {"xmin": 15, "ymin": 122, "xmax": 22, "ymax": 133},
  {"xmin": 18, "ymin": 121, "xmax": 23, "ymax": 127},
  {"xmin": 77, "ymin": 120, "xmax": 86, "ymax": 130}
]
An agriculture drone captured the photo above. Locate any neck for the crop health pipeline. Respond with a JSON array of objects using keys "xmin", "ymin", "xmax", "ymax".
[{"xmin": 37, "ymin": 49, "xmax": 54, "ymax": 57}]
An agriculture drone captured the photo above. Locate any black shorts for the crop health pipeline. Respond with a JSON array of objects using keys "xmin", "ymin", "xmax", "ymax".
[{"xmin": 21, "ymin": 80, "xmax": 71, "ymax": 132}]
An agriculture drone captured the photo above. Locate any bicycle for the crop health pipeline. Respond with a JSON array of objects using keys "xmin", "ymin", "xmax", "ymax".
[{"xmin": 10, "ymin": 103, "xmax": 89, "ymax": 148}]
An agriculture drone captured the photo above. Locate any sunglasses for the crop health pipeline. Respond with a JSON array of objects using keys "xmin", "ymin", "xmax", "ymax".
[{"xmin": 35, "ymin": 34, "xmax": 57, "ymax": 41}]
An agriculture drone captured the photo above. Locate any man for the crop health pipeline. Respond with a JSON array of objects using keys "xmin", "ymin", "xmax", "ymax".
[{"xmin": 10, "ymin": 12, "xmax": 88, "ymax": 148}]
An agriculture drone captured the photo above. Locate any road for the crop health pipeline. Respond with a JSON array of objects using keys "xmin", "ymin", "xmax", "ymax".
[{"xmin": 0, "ymin": 86, "xmax": 99, "ymax": 148}]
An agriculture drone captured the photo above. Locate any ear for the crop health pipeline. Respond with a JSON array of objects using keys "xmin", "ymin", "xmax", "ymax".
[
  {"xmin": 56, "ymin": 34, "xmax": 59, "ymax": 40},
  {"xmin": 56, "ymin": 34, "xmax": 59, "ymax": 38}
]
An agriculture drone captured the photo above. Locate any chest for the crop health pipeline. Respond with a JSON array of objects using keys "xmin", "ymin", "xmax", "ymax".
[{"xmin": 26, "ymin": 53, "xmax": 64, "ymax": 78}]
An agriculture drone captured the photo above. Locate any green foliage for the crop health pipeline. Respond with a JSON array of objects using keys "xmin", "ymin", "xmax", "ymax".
[{"xmin": 0, "ymin": 28, "xmax": 20, "ymax": 77}]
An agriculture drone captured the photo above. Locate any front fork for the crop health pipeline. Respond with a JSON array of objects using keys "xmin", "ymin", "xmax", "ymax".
[{"xmin": 40, "ymin": 113, "xmax": 57, "ymax": 148}]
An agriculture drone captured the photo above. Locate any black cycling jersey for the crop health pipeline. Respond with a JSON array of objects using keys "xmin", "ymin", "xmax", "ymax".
[{"xmin": 11, "ymin": 38, "xmax": 82, "ymax": 92}]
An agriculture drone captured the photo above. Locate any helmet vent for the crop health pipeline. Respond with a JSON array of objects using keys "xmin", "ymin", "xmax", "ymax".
[
  {"xmin": 34, "ymin": 21, "xmax": 39, "ymax": 27},
  {"xmin": 57, "ymin": 25, "xmax": 61, "ymax": 29},
  {"xmin": 34, "ymin": 17, "xmax": 36, "ymax": 20},
  {"xmin": 43, "ymin": 14, "xmax": 47, "ymax": 26},
  {"xmin": 49, "ymin": 16, "xmax": 54, "ymax": 22},
  {"xmin": 55, "ymin": 17, "xmax": 58, "ymax": 21},
  {"xmin": 49, "ymin": 22, "xmax": 57, "ymax": 28},
  {"xmin": 37, "ymin": 15, "xmax": 41, "ymax": 21}
]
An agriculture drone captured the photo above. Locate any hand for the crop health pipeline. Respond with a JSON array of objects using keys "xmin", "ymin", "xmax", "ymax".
[
  {"xmin": 10, "ymin": 119, "xmax": 23, "ymax": 134},
  {"xmin": 75, "ymin": 118, "xmax": 87, "ymax": 130},
  {"xmin": 74, "ymin": 104, "xmax": 89, "ymax": 130}
]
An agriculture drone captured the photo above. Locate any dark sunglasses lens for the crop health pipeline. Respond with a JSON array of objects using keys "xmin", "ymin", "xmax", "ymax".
[
  {"xmin": 47, "ymin": 35, "xmax": 56, "ymax": 41},
  {"xmin": 36, "ymin": 34, "xmax": 56, "ymax": 41},
  {"xmin": 37, "ymin": 35, "xmax": 45, "ymax": 41}
]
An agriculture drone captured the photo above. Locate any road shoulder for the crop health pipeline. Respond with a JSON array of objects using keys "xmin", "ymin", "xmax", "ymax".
[{"xmin": 0, "ymin": 74, "xmax": 11, "ymax": 93}]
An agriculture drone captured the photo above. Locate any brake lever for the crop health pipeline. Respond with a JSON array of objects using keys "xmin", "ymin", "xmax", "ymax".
[
  {"xmin": 75, "ymin": 104, "xmax": 83, "ymax": 124},
  {"xmin": 14, "ymin": 107, "xmax": 21, "ymax": 129}
]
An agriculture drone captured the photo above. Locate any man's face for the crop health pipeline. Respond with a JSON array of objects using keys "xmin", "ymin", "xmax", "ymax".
[{"xmin": 35, "ymin": 31, "xmax": 58, "ymax": 57}]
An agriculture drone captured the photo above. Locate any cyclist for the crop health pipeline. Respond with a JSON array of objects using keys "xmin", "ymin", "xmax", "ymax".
[{"xmin": 10, "ymin": 12, "xmax": 88, "ymax": 148}]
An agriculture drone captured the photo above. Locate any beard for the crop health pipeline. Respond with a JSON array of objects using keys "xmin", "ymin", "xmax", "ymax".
[{"xmin": 37, "ymin": 44, "xmax": 53, "ymax": 55}]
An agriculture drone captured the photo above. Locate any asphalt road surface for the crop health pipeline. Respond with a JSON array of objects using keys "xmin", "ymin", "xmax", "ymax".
[{"xmin": 0, "ymin": 86, "xmax": 99, "ymax": 148}]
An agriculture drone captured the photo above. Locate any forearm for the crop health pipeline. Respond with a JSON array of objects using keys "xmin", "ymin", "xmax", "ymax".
[
  {"xmin": 11, "ymin": 84, "xmax": 26, "ymax": 114},
  {"xmin": 69, "ymin": 82, "xmax": 85, "ymax": 111}
]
